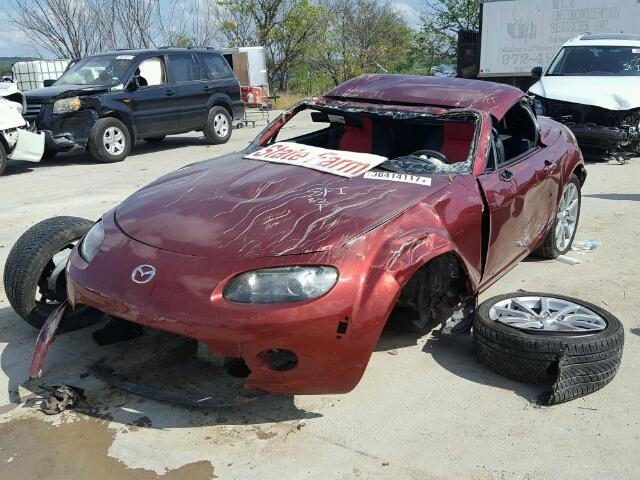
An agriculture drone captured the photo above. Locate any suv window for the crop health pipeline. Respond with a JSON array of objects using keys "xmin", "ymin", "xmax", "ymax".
[
  {"xmin": 136, "ymin": 56, "xmax": 166, "ymax": 86},
  {"xmin": 202, "ymin": 53, "xmax": 233, "ymax": 79},
  {"xmin": 495, "ymin": 103, "xmax": 539, "ymax": 164},
  {"xmin": 167, "ymin": 53, "xmax": 207, "ymax": 83}
]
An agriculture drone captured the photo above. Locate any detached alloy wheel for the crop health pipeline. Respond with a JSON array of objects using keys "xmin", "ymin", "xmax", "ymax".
[
  {"xmin": 204, "ymin": 106, "xmax": 232, "ymax": 144},
  {"xmin": 534, "ymin": 174, "xmax": 581, "ymax": 258},
  {"xmin": 3, "ymin": 216, "xmax": 103, "ymax": 331},
  {"xmin": 88, "ymin": 117, "xmax": 131, "ymax": 163},
  {"xmin": 473, "ymin": 292, "xmax": 624, "ymax": 405}
]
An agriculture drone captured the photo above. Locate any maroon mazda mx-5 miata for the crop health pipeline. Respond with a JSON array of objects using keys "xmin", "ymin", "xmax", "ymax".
[{"xmin": 5, "ymin": 75, "xmax": 586, "ymax": 396}]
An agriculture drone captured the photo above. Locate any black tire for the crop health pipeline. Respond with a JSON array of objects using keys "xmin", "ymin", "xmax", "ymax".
[
  {"xmin": 3, "ymin": 216, "xmax": 103, "ymax": 331},
  {"xmin": 88, "ymin": 117, "xmax": 131, "ymax": 163},
  {"xmin": 203, "ymin": 106, "xmax": 232, "ymax": 144},
  {"xmin": 534, "ymin": 174, "xmax": 581, "ymax": 259},
  {"xmin": 0, "ymin": 142, "xmax": 7, "ymax": 176},
  {"xmin": 143, "ymin": 136, "xmax": 166, "ymax": 143},
  {"xmin": 473, "ymin": 292, "xmax": 624, "ymax": 405},
  {"xmin": 40, "ymin": 150, "xmax": 58, "ymax": 161}
]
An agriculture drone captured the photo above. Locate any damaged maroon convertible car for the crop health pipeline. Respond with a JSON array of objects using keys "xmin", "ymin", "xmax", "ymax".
[{"xmin": 8, "ymin": 75, "xmax": 615, "ymax": 402}]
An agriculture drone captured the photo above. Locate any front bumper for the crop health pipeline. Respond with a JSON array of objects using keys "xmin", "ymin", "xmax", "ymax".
[
  {"xmin": 65, "ymin": 213, "xmax": 400, "ymax": 395},
  {"xmin": 568, "ymin": 123, "xmax": 630, "ymax": 151},
  {"xmin": 32, "ymin": 107, "xmax": 98, "ymax": 152}
]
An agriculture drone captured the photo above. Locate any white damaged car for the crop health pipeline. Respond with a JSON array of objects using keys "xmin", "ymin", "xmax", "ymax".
[
  {"xmin": 0, "ymin": 82, "xmax": 45, "ymax": 175},
  {"xmin": 529, "ymin": 33, "xmax": 640, "ymax": 159}
]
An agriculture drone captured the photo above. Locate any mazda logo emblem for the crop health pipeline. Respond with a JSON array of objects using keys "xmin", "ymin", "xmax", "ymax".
[{"xmin": 131, "ymin": 264, "xmax": 156, "ymax": 284}]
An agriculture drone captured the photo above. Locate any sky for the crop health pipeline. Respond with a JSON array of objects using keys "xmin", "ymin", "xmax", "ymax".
[{"xmin": 0, "ymin": 0, "xmax": 424, "ymax": 58}]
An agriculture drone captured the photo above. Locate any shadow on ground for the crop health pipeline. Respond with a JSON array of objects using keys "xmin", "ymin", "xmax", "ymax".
[
  {"xmin": 422, "ymin": 332, "xmax": 543, "ymax": 403},
  {"xmin": 2, "ymin": 136, "xmax": 215, "ymax": 177},
  {"xmin": 584, "ymin": 193, "xmax": 640, "ymax": 202},
  {"xmin": 0, "ymin": 306, "xmax": 319, "ymax": 428}
]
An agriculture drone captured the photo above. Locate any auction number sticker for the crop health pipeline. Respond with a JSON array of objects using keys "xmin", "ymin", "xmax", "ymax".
[
  {"xmin": 363, "ymin": 171, "xmax": 432, "ymax": 186},
  {"xmin": 244, "ymin": 142, "xmax": 387, "ymax": 178}
]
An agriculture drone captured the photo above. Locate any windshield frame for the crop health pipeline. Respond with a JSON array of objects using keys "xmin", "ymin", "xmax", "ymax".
[
  {"xmin": 54, "ymin": 54, "xmax": 138, "ymax": 87},
  {"xmin": 246, "ymin": 100, "xmax": 487, "ymax": 177},
  {"xmin": 546, "ymin": 45, "xmax": 640, "ymax": 77}
]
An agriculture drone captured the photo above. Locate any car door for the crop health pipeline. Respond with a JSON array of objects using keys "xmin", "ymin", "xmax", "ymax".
[
  {"xmin": 126, "ymin": 55, "xmax": 182, "ymax": 136},
  {"xmin": 478, "ymin": 102, "xmax": 560, "ymax": 282},
  {"xmin": 199, "ymin": 52, "xmax": 242, "ymax": 117},
  {"xmin": 165, "ymin": 53, "xmax": 210, "ymax": 131}
]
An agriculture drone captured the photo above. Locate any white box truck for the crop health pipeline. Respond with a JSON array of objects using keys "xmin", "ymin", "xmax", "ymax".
[{"xmin": 479, "ymin": 0, "xmax": 640, "ymax": 79}]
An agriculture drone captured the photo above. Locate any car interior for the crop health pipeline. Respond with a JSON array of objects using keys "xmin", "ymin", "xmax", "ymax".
[
  {"xmin": 494, "ymin": 102, "xmax": 539, "ymax": 162},
  {"xmin": 137, "ymin": 57, "xmax": 166, "ymax": 86},
  {"xmin": 272, "ymin": 109, "xmax": 477, "ymax": 165}
]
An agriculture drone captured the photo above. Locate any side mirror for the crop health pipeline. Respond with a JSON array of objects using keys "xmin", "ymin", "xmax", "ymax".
[
  {"xmin": 531, "ymin": 66, "xmax": 543, "ymax": 79},
  {"xmin": 43, "ymin": 79, "xmax": 55, "ymax": 87}
]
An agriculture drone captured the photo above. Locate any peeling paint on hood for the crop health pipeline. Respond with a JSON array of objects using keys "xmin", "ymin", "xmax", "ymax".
[
  {"xmin": 115, "ymin": 153, "xmax": 451, "ymax": 258},
  {"xmin": 529, "ymin": 76, "xmax": 640, "ymax": 111}
]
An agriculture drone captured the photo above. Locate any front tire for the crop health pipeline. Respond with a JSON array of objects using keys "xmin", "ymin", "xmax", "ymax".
[
  {"xmin": 3, "ymin": 216, "xmax": 102, "ymax": 330},
  {"xmin": 473, "ymin": 292, "xmax": 624, "ymax": 405},
  {"xmin": 88, "ymin": 117, "xmax": 131, "ymax": 163},
  {"xmin": 204, "ymin": 106, "xmax": 232, "ymax": 144},
  {"xmin": 534, "ymin": 174, "xmax": 581, "ymax": 259}
]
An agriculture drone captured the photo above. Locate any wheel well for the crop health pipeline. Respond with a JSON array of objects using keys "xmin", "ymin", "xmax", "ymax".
[
  {"xmin": 102, "ymin": 111, "xmax": 135, "ymax": 140},
  {"xmin": 213, "ymin": 102, "xmax": 233, "ymax": 118},
  {"xmin": 573, "ymin": 164, "xmax": 587, "ymax": 186},
  {"xmin": 396, "ymin": 252, "xmax": 473, "ymax": 326}
]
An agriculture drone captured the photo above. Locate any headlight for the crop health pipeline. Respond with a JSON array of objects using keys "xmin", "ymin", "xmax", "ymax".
[
  {"xmin": 79, "ymin": 221, "xmax": 105, "ymax": 263},
  {"xmin": 224, "ymin": 266, "xmax": 338, "ymax": 304},
  {"xmin": 533, "ymin": 96, "xmax": 545, "ymax": 116},
  {"xmin": 53, "ymin": 96, "xmax": 82, "ymax": 114}
]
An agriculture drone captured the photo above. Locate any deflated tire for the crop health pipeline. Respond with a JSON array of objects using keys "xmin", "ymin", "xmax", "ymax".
[{"xmin": 473, "ymin": 292, "xmax": 624, "ymax": 405}]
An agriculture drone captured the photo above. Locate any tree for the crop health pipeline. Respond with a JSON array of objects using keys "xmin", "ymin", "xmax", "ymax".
[
  {"xmin": 7, "ymin": 0, "xmax": 221, "ymax": 59},
  {"xmin": 311, "ymin": 0, "xmax": 412, "ymax": 86},
  {"xmin": 8, "ymin": 0, "xmax": 100, "ymax": 58},
  {"xmin": 214, "ymin": 0, "xmax": 320, "ymax": 90},
  {"xmin": 412, "ymin": 0, "xmax": 480, "ymax": 72},
  {"xmin": 162, "ymin": 0, "xmax": 219, "ymax": 48}
]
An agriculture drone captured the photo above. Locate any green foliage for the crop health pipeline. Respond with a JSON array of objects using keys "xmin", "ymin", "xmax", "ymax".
[
  {"xmin": 0, "ymin": 64, "xmax": 12, "ymax": 76},
  {"xmin": 412, "ymin": 0, "xmax": 480, "ymax": 72}
]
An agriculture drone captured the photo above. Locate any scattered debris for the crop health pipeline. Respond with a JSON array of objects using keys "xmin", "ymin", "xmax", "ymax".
[
  {"xmin": 571, "ymin": 240, "xmax": 599, "ymax": 251},
  {"xmin": 40, "ymin": 385, "xmax": 85, "ymax": 415},
  {"xmin": 387, "ymin": 350, "xmax": 398, "ymax": 356},
  {"xmin": 556, "ymin": 255, "xmax": 582, "ymax": 266}
]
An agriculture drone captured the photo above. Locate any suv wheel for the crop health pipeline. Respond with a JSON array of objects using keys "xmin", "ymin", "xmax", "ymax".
[
  {"xmin": 88, "ymin": 117, "xmax": 131, "ymax": 163},
  {"xmin": 204, "ymin": 106, "xmax": 232, "ymax": 144}
]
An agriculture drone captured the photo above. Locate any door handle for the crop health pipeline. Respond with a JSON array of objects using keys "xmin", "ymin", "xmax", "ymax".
[
  {"xmin": 165, "ymin": 89, "xmax": 176, "ymax": 96},
  {"xmin": 499, "ymin": 169, "xmax": 513, "ymax": 181},
  {"xmin": 543, "ymin": 160, "xmax": 558, "ymax": 172}
]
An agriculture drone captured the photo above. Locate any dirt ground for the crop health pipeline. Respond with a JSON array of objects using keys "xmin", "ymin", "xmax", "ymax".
[{"xmin": 0, "ymin": 116, "xmax": 638, "ymax": 480}]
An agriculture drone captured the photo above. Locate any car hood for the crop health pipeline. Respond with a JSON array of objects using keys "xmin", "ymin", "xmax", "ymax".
[
  {"xmin": 529, "ymin": 76, "xmax": 640, "ymax": 111},
  {"xmin": 115, "ymin": 153, "xmax": 451, "ymax": 258},
  {"xmin": 25, "ymin": 84, "xmax": 110, "ymax": 102}
]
